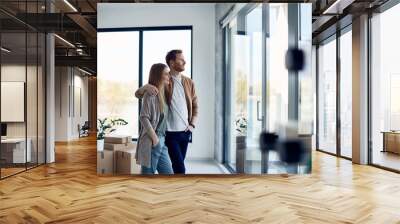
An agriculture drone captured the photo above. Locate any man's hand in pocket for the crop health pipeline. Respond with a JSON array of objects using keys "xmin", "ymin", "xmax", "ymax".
[{"xmin": 185, "ymin": 125, "xmax": 194, "ymax": 133}]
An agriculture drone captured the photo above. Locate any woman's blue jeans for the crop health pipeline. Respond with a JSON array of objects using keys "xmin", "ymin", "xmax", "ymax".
[{"xmin": 141, "ymin": 135, "xmax": 174, "ymax": 174}]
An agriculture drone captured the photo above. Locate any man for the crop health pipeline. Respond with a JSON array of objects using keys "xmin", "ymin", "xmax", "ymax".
[{"xmin": 135, "ymin": 50, "xmax": 198, "ymax": 174}]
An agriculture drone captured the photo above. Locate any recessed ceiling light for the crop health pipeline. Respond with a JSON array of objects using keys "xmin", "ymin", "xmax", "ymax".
[
  {"xmin": 54, "ymin": 34, "xmax": 75, "ymax": 48},
  {"xmin": 63, "ymin": 0, "xmax": 78, "ymax": 12},
  {"xmin": 322, "ymin": 0, "xmax": 353, "ymax": 15},
  {"xmin": 78, "ymin": 67, "xmax": 92, "ymax": 76},
  {"xmin": 1, "ymin": 47, "xmax": 11, "ymax": 53}
]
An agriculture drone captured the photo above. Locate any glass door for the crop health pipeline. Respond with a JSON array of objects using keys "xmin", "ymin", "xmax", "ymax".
[
  {"xmin": 224, "ymin": 3, "xmax": 312, "ymax": 174},
  {"xmin": 226, "ymin": 5, "xmax": 264, "ymax": 173},
  {"xmin": 243, "ymin": 6, "xmax": 263, "ymax": 173},
  {"xmin": 265, "ymin": 4, "xmax": 289, "ymax": 173},
  {"xmin": 0, "ymin": 1, "xmax": 47, "ymax": 179},
  {"xmin": 1, "ymin": 30, "xmax": 28, "ymax": 178}
]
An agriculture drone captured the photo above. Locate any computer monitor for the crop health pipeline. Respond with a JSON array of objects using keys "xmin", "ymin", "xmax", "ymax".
[{"xmin": 1, "ymin": 123, "xmax": 7, "ymax": 137}]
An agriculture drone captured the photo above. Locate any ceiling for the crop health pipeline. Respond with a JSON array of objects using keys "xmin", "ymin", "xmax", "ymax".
[
  {"xmin": 0, "ymin": 0, "xmax": 98, "ymax": 74},
  {"xmin": 311, "ymin": 0, "xmax": 390, "ymax": 43},
  {"xmin": 0, "ymin": 0, "xmax": 394, "ymax": 74}
]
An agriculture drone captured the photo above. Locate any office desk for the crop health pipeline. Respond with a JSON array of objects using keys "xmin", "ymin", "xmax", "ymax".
[
  {"xmin": 382, "ymin": 132, "xmax": 400, "ymax": 154},
  {"xmin": 1, "ymin": 138, "xmax": 31, "ymax": 164}
]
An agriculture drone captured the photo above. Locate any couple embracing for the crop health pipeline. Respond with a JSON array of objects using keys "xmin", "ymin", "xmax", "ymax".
[{"xmin": 135, "ymin": 50, "xmax": 198, "ymax": 175}]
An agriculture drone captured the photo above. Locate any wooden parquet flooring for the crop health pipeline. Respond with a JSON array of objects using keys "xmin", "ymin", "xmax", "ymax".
[
  {"xmin": 1, "ymin": 136, "xmax": 400, "ymax": 223},
  {"xmin": 1, "ymin": 167, "xmax": 26, "ymax": 178}
]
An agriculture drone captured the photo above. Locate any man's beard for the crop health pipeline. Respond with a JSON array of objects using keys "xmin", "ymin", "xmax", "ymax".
[{"xmin": 175, "ymin": 66, "xmax": 185, "ymax": 72}]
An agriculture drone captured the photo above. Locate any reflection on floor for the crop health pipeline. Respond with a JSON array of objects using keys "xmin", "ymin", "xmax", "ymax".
[
  {"xmin": 185, "ymin": 159, "xmax": 229, "ymax": 174},
  {"xmin": 0, "ymin": 162, "xmax": 39, "ymax": 178},
  {"xmin": 244, "ymin": 150, "xmax": 278, "ymax": 174},
  {"xmin": 0, "ymin": 167, "xmax": 25, "ymax": 178},
  {"xmin": 231, "ymin": 151, "xmax": 310, "ymax": 174},
  {"xmin": 373, "ymin": 151, "xmax": 400, "ymax": 171}
]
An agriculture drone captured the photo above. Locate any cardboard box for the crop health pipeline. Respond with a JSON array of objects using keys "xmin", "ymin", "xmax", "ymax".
[
  {"xmin": 385, "ymin": 133, "xmax": 400, "ymax": 154},
  {"xmin": 97, "ymin": 150, "xmax": 115, "ymax": 175},
  {"xmin": 104, "ymin": 135, "xmax": 132, "ymax": 144},
  {"xmin": 104, "ymin": 142, "xmax": 136, "ymax": 151},
  {"xmin": 115, "ymin": 149, "xmax": 141, "ymax": 174}
]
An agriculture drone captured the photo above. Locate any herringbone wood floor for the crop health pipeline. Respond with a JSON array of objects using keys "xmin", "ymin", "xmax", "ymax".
[{"xmin": 1, "ymin": 136, "xmax": 400, "ymax": 223}]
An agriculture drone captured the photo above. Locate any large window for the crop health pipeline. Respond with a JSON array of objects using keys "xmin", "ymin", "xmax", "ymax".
[
  {"xmin": 316, "ymin": 26, "xmax": 353, "ymax": 159},
  {"xmin": 298, "ymin": 4, "xmax": 314, "ymax": 136},
  {"xmin": 143, "ymin": 30, "xmax": 192, "ymax": 84},
  {"xmin": 97, "ymin": 27, "xmax": 192, "ymax": 139},
  {"xmin": 223, "ymin": 4, "xmax": 312, "ymax": 174},
  {"xmin": 339, "ymin": 29, "xmax": 352, "ymax": 158},
  {"xmin": 98, "ymin": 31, "xmax": 140, "ymax": 138},
  {"xmin": 317, "ymin": 37, "xmax": 337, "ymax": 155},
  {"xmin": 371, "ymin": 3, "xmax": 400, "ymax": 171}
]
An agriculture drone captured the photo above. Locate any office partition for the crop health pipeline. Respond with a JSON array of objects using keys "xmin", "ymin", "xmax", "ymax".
[{"xmin": 0, "ymin": 1, "xmax": 47, "ymax": 179}]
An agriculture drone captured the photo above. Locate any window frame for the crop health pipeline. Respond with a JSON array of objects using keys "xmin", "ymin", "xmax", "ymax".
[
  {"xmin": 97, "ymin": 26, "xmax": 193, "ymax": 140},
  {"xmin": 315, "ymin": 24, "xmax": 353, "ymax": 161},
  {"xmin": 368, "ymin": 0, "xmax": 400, "ymax": 173}
]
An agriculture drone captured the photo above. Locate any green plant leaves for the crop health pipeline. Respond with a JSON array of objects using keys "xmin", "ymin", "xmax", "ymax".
[{"xmin": 97, "ymin": 117, "xmax": 128, "ymax": 140}]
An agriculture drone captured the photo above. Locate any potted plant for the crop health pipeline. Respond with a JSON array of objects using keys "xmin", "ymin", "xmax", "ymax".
[
  {"xmin": 236, "ymin": 116, "xmax": 247, "ymax": 138},
  {"xmin": 235, "ymin": 116, "xmax": 247, "ymax": 173},
  {"xmin": 97, "ymin": 118, "xmax": 128, "ymax": 151}
]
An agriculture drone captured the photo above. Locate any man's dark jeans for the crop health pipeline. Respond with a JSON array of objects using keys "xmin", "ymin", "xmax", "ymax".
[{"xmin": 165, "ymin": 131, "xmax": 191, "ymax": 174}]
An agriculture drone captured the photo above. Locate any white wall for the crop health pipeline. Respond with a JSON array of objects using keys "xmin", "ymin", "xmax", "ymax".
[
  {"xmin": 55, "ymin": 67, "xmax": 69, "ymax": 141},
  {"xmin": 1, "ymin": 64, "xmax": 46, "ymax": 163},
  {"xmin": 72, "ymin": 73, "xmax": 89, "ymax": 138},
  {"xmin": 1, "ymin": 65, "xmax": 38, "ymax": 137},
  {"xmin": 55, "ymin": 67, "xmax": 89, "ymax": 141},
  {"xmin": 98, "ymin": 3, "xmax": 216, "ymax": 159}
]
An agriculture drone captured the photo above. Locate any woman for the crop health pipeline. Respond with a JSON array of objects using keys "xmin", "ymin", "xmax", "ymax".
[{"xmin": 136, "ymin": 63, "xmax": 173, "ymax": 174}]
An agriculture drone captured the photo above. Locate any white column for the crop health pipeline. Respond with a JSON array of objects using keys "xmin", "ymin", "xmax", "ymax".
[
  {"xmin": 46, "ymin": 33, "xmax": 55, "ymax": 163},
  {"xmin": 45, "ymin": 0, "xmax": 56, "ymax": 163},
  {"xmin": 352, "ymin": 14, "xmax": 369, "ymax": 164}
]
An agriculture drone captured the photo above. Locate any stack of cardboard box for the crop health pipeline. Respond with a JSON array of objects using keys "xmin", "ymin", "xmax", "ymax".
[{"xmin": 97, "ymin": 135, "xmax": 141, "ymax": 175}]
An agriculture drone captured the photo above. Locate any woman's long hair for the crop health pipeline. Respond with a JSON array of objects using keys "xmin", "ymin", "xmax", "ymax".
[{"xmin": 148, "ymin": 63, "xmax": 168, "ymax": 112}]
